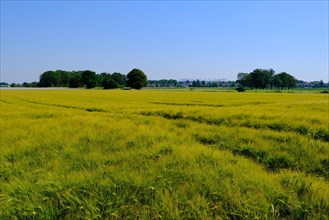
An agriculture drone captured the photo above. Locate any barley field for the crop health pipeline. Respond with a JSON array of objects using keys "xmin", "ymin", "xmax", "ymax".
[{"xmin": 1, "ymin": 89, "xmax": 328, "ymax": 219}]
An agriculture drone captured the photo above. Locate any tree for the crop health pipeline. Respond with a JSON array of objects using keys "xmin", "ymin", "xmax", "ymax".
[
  {"xmin": 236, "ymin": 69, "xmax": 298, "ymax": 90},
  {"xmin": 112, "ymin": 72, "xmax": 127, "ymax": 87},
  {"xmin": 196, "ymin": 79, "xmax": 201, "ymax": 87},
  {"xmin": 56, "ymin": 70, "xmax": 70, "ymax": 87},
  {"xmin": 102, "ymin": 76, "xmax": 119, "ymax": 89},
  {"xmin": 272, "ymin": 75, "xmax": 282, "ymax": 88},
  {"xmin": 69, "ymin": 71, "xmax": 83, "ymax": 88},
  {"xmin": 236, "ymin": 86, "xmax": 246, "ymax": 92},
  {"xmin": 272, "ymin": 72, "xmax": 297, "ymax": 89},
  {"xmin": 22, "ymin": 82, "xmax": 30, "ymax": 87},
  {"xmin": 30, "ymin": 82, "xmax": 38, "ymax": 87},
  {"xmin": 39, "ymin": 71, "xmax": 61, "ymax": 87},
  {"xmin": 249, "ymin": 69, "xmax": 274, "ymax": 89},
  {"xmin": 237, "ymin": 72, "xmax": 250, "ymax": 87},
  {"xmin": 0, "ymin": 82, "xmax": 9, "ymax": 87},
  {"xmin": 81, "ymin": 70, "xmax": 96, "ymax": 89},
  {"xmin": 126, "ymin": 68, "xmax": 147, "ymax": 89},
  {"xmin": 276, "ymin": 72, "xmax": 297, "ymax": 89},
  {"xmin": 168, "ymin": 79, "xmax": 178, "ymax": 87},
  {"xmin": 95, "ymin": 72, "xmax": 107, "ymax": 87}
]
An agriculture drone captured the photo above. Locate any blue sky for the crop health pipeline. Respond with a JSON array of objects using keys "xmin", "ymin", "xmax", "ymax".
[{"xmin": 1, "ymin": 1, "xmax": 328, "ymax": 83}]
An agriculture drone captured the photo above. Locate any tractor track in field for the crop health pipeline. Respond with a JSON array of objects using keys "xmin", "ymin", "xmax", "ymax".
[
  {"xmin": 141, "ymin": 111, "xmax": 329, "ymax": 142},
  {"xmin": 149, "ymin": 101, "xmax": 269, "ymax": 108},
  {"xmin": 12, "ymin": 98, "xmax": 110, "ymax": 113},
  {"xmin": 8, "ymin": 97, "xmax": 329, "ymax": 143}
]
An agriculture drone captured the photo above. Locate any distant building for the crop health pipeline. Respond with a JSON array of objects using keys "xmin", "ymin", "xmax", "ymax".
[
  {"xmin": 297, "ymin": 80, "xmax": 329, "ymax": 88},
  {"xmin": 0, "ymin": 82, "xmax": 9, "ymax": 87}
]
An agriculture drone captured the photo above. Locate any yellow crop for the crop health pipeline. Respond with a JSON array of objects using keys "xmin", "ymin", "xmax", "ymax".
[{"xmin": 1, "ymin": 89, "xmax": 328, "ymax": 218}]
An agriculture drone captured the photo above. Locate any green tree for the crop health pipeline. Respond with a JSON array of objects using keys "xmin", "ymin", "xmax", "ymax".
[
  {"xmin": 30, "ymin": 82, "xmax": 38, "ymax": 87},
  {"xmin": 237, "ymin": 72, "xmax": 250, "ymax": 87},
  {"xmin": 168, "ymin": 79, "xmax": 178, "ymax": 87},
  {"xmin": 102, "ymin": 75, "xmax": 119, "ymax": 89},
  {"xmin": 22, "ymin": 82, "xmax": 30, "ymax": 87},
  {"xmin": 111, "ymin": 72, "xmax": 127, "ymax": 87},
  {"xmin": 96, "ymin": 72, "xmax": 109, "ymax": 87},
  {"xmin": 249, "ymin": 69, "xmax": 274, "ymax": 89},
  {"xmin": 69, "ymin": 71, "xmax": 83, "ymax": 88},
  {"xmin": 275, "ymin": 72, "xmax": 297, "ymax": 89},
  {"xmin": 126, "ymin": 69, "xmax": 147, "ymax": 89},
  {"xmin": 272, "ymin": 74, "xmax": 282, "ymax": 88},
  {"xmin": 39, "ymin": 71, "xmax": 61, "ymax": 87},
  {"xmin": 236, "ymin": 86, "xmax": 246, "ymax": 92},
  {"xmin": 277, "ymin": 72, "xmax": 297, "ymax": 89},
  {"xmin": 81, "ymin": 70, "xmax": 97, "ymax": 89},
  {"xmin": 0, "ymin": 82, "xmax": 9, "ymax": 87},
  {"xmin": 56, "ymin": 70, "xmax": 70, "ymax": 87},
  {"xmin": 196, "ymin": 79, "xmax": 201, "ymax": 87}
]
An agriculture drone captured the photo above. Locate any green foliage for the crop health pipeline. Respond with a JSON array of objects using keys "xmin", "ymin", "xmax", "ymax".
[
  {"xmin": 111, "ymin": 72, "xmax": 127, "ymax": 87},
  {"xmin": 236, "ymin": 72, "xmax": 250, "ymax": 87},
  {"xmin": 236, "ymin": 68, "xmax": 297, "ymax": 90},
  {"xmin": 69, "ymin": 72, "xmax": 83, "ymax": 88},
  {"xmin": 273, "ymin": 72, "xmax": 298, "ymax": 89},
  {"xmin": 21, "ymin": 82, "xmax": 38, "ymax": 87},
  {"xmin": 102, "ymin": 77, "xmax": 119, "ymax": 89},
  {"xmin": 0, "ymin": 82, "xmax": 9, "ymax": 87},
  {"xmin": 81, "ymin": 70, "xmax": 97, "ymax": 89},
  {"xmin": 236, "ymin": 86, "xmax": 246, "ymax": 92},
  {"xmin": 57, "ymin": 70, "xmax": 71, "ymax": 87},
  {"xmin": 39, "ymin": 70, "xmax": 61, "ymax": 87},
  {"xmin": 37, "ymin": 70, "xmax": 129, "ymax": 89},
  {"xmin": 100, "ymin": 73, "xmax": 126, "ymax": 89},
  {"xmin": 148, "ymin": 79, "xmax": 178, "ymax": 87},
  {"xmin": 249, "ymin": 68, "xmax": 274, "ymax": 89},
  {"xmin": 126, "ymin": 68, "xmax": 147, "ymax": 89}
]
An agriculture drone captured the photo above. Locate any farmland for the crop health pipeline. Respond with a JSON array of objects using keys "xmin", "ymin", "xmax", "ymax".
[{"xmin": 0, "ymin": 89, "xmax": 328, "ymax": 219}]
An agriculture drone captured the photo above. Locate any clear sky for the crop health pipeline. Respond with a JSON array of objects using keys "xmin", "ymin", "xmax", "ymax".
[{"xmin": 1, "ymin": 1, "xmax": 328, "ymax": 83}]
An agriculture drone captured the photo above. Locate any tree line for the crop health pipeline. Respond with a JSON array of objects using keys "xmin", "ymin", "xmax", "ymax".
[
  {"xmin": 37, "ymin": 69, "xmax": 147, "ymax": 89},
  {"xmin": 5, "ymin": 67, "xmax": 326, "ymax": 90},
  {"xmin": 236, "ymin": 69, "xmax": 297, "ymax": 89},
  {"xmin": 187, "ymin": 80, "xmax": 236, "ymax": 88},
  {"xmin": 147, "ymin": 79, "xmax": 178, "ymax": 87}
]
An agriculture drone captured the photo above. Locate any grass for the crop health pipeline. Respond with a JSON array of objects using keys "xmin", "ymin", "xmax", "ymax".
[{"xmin": 0, "ymin": 89, "xmax": 328, "ymax": 219}]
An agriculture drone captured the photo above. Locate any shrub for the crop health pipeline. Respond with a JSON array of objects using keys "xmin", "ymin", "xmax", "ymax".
[{"xmin": 236, "ymin": 87, "xmax": 246, "ymax": 92}]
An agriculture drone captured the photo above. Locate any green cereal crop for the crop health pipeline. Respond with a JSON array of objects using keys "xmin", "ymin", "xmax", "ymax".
[{"xmin": 1, "ymin": 89, "xmax": 328, "ymax": 219}]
